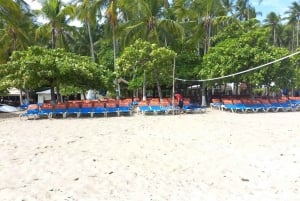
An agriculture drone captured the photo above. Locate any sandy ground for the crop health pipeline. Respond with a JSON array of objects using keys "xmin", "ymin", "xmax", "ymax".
[{"xmin": 0, "ymin": 110, "xmax": 299, "ymax": 201}]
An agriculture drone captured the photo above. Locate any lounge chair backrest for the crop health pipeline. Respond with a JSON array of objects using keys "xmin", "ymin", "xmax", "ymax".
[
  {"xmin": 232, "ymin": 99, "xmax": 242, "ymax": 104},
  {"xmin": 138, "ymin": 101, "xmax": 149, "ymax": 106},
  {"xmin": 211, "ymin": 98, "xmax": 221, "ymax": 103},
  {"xmin": 28, "ymin": 104, "xmax": 39, "ymax": 110},
  {"xmin": 106, "ymin": 102, "xmax": 117, "ymax": 108},
  {"xmin": 160, "ymin": 100, "xmax": 170, "ymax": 106},
  {"xmin": 94, "ymin": 102, "xmax": 105, "ymax": 107},
  {"xmin": 41, "ymin": 103, "xmax": 53, "ymax": 109},
  {"xmin": 82, "ymin": 103, "xmax": 93, "ymax": 108},
  {"xmin": 222, "ymin": 99, "xmax": 232, "ymax": 104},
  {"xmin": 68, "ymin": 103, "xmax": 80, "ymax": 108},
  {"xmin": 119, "ymin": 102, "xmax": 129, "ymax": 107},
  {"xmin": 55, "ymin": 103, "xmax": 67, "ymax": 109}
]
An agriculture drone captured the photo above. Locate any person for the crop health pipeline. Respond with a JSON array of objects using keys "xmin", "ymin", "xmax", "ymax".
[
  {"xmin": 174, "ymin": 92, "xmax": 184, "ymax": 113},
  {"xmin": 178, "ymin": 98, "xmax": 184, "ymax": 113},
  {"xmin": 174, "ymin": 92, "xmax": 182, "ymax": 102}
]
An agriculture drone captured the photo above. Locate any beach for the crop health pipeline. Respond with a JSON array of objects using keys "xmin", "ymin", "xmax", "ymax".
[{"xmin": 0, "ymin": 110, "xmax": 299, "ymax": 201}]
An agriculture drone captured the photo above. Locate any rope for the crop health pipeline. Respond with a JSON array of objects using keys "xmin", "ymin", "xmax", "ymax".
[{"xmin": 175, "ymin": 50, "xmax": 300, "ymax": 82}]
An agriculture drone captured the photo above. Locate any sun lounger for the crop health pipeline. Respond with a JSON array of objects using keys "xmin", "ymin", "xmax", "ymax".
[
  {"xmin": 52, "ymin": 103, "xmax": 67, "ymax": 118},
  {"xmin": 80, "ymin": 102, "xmax": 94, "ymax": 117},
  {"xmin": 137, "ymin": 101, "xmax": 153, "ymax": 114},
  {"xmin": 241, "ymin": 99, "xmax": 265, "ymax": 112},
  {"xmin": 183, "ymin": 100, "xmax": 206, "ymax": 113},
  {"xmin": 19, "ymin": 104, "xmax": 40, "ymax": 120},
  {"xmin": 269, "ymin": 99, "xmax": 290, "ymax": 112},
  {"xmin": 287, "ymin": 97, "xmax": 300, "ymax": 110},
  {"xmin": 210, "ymin": 98, "xmax": 222, "ymax": 110},
  {"xmin": 39, "ymin": 103, "xmax": 54, "ymax": 118},
  {"xmin": 221, "ymin": 99, "xmax": 245, "ymax": 113},
  {"xmin": 118, "ymin": 101, "xmax": 132, "ymax": 116},
  {"xmin": 159, "ymin": 99, "xmax": 172, "ymax": 114},
  {"xmin": 106, "ymin": 101, "xmax": 119, "ymax": 116},
  {"xmin": 67, "ymin": 102, "xmax": 81, "ymax": 118},
  {"xmin": 93, "ymin": 102, "xmax": 106, "ymax": 117}
]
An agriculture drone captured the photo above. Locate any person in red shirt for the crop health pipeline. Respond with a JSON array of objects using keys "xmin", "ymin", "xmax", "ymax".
[
  {"xmin": 174, "ymin": 92, "xmax": 182, "ymax": 102},
  {"xmin": 175, "ymin": 92, "xmax": 183, "ymax": 113}
]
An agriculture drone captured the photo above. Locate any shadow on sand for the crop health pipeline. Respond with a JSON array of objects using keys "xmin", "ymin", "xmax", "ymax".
[{"xmin": 0, "ymin": 112, "xmax": 21, "ymax": 119}]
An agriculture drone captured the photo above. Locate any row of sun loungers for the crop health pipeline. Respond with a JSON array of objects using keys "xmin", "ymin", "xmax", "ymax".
[
  {"xmin": 20, "ymin": 100, "xmax": 133, "ymax": 119},
  {"xmin": 136, "ymin": 98, "xmax": 206, "ymax": 115},
  {"xmin": 210, "ymin": 97, "xmax": 300, "ymax": 113},
  {"xmin": 20, "ymin": 98, "xmax": 206, "ymax": 119}
]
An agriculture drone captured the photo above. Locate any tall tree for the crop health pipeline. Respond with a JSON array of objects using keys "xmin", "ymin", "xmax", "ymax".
[
  {"xmin": 0, "ymin": 0, "xmax": 34, "ymax": 62},
  {"xmin": 0, "ymin": 46, "xmax": 110, "ymax": 102},
  {"xmin": 117, "ymin": 39, "xmax": 176, "ymax": 100},
  {"xmin": 121, "ymin": 0, "xmax": 184, "ymax": 47},
  {"xmin": 106, "ymin": 0, "xmax": 120, "ymax": 98},
  {"xmin": 35, "ymin": 0, "xmax": 76, "ymax": 49},
  {"xmin": 73, "ymin": 0, "xmax": 107, "ymax": 61},
  {"xmin": 201, "ymin": 20, "xmax": 292, "ymax": 95},
  {"xmin": 285, "ymin": 1, "xmax": 300, "ymax": 50},
  {"xmin": 264, "ymin": 12, "xmax": 281, "ymax": 46}
]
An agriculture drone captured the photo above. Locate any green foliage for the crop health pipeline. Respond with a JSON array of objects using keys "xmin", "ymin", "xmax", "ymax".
[
  {"xmin": 0, "ymin": 46, "xmax": 111, "ymax": 98},
  {"xmin": 290, "ymin": 48, "xmax": 300, "ymax": 89},
  {"xmin": 117, "ymin": 39, "xmax": 176, "ymax": 98},
  {"xmin": 175, "ymin": 50, "xmax": 202, "ymax": 80},
  {"xmin": 201, "ymin": 21, "xmax": 293, "ymax": 89}
]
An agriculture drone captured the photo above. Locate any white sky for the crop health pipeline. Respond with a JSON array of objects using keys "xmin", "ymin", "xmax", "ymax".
[{"xmin": 25, "ymin": 0, "xmax": 296, "ymax": 23}]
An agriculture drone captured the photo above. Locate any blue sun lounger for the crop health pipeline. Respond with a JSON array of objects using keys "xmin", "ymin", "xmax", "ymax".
[
  {"xmin": 80, "ymin": 102, "xmax": 94, "ymax": 117},
  {"xmin": 118, "ymin": 102, "xmax": 132, "ymax": 116},
  {"xmin": 93, "ymin": 102, "xmax": 106, "ymax": 117},
  {"xmin": 52, "ymin": 103, "xmax": 67, "ymax": 118},
  {"xmin": 19, "ymin": 104, "xmax": 40, "ymax": 119}
]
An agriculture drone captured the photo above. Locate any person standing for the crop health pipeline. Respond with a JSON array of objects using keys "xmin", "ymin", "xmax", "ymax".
[{"xmin": 175, "ymin": 92, "xmax": 183, "ymax": 113}]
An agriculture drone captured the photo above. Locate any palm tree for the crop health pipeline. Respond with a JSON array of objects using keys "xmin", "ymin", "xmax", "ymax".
[
  {"xmin": 285, "ymin": 1, "xmax": 300, "ymax": 50},
  {"xmin": 117, "ymin": 0, "xmax": 183, "ymax": 100},
  {"xmin": 73, "ymin": 0, "xmax": 108, "ymax": 62},
  {"xmin": 106, "ymin": 0, "xmax": 121, "ymax": 98},
  {"xmin": 264, "ymin": 12, "xmax": 281, "ymax": 46},
  {"xmin": 35, "ymin": 0, "xmax": 77, "ymax": 101},
  {"xmin": 0, "ymin": 0, "xmax": 35, "ymax": 103},
  {"xmin": 0, "ymin": 0, "xmax": 33, "ymax": 54},
  {"xmin": 121, "ymin": 0, "xmax": 184, "ymax": 46},
  {"xmin": 234, "ymin": 0, "xmax": 261, "ymax": 21},
  {"xmin": 35, "ymin": 0, "xmax": 76, "ymax": 49}
]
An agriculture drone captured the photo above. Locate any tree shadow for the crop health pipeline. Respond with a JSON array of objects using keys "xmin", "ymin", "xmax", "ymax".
[{"xmin": 0, "ymin": 112, "xmax": 20, "ymax": 119}]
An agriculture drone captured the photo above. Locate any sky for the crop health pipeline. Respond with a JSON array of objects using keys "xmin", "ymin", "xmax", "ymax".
[
  {"xmin": 252, "ymin": 0, "xmax": 296, "ymax": 21},
  {"xmin": 24, "ymin": 0, "xmax": 297, "ymax": 23}
]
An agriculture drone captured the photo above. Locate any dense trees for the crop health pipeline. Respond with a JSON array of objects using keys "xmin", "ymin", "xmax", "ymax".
[
  {"xmin": 201, "ymin": 20, "xmax": 292, "ymax": 94},
  {"xmin": 117, "ymin": 39, "xmax": 176, "ymax": 100},
  {"xmin": 1, "ymin": 0, "xmax": 300, "ymax": 99},
  {"xmin": 0, "ymin": 46, "xmax": 109, "ymax": 101}
]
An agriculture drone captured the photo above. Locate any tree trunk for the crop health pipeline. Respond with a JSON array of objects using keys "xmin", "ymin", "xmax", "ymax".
[
  {"xmin": 201, "ymin": 83, "xmax": 207, "ymax": 107},
  {"xmin": 19, "ymin": 89, "xmax": 23, "ymax": 106},
  {"xmin": 56, "ymin": 85, "xmax": 62, "ymax": 103},
  {"xmin": 50, "ymin": 86, "xmax": 56, "ymax": 104},
  {"xmin": 87, "ymin": 20, "xmax": 96, "ymax": 62},
  {"xmin": 153, "ymin": 67, "xmax": 163, "ymax": 101},
  {"xmin": 112, "ymin": 24, "xmax": 120, "ymax": 99},
  {"xmin": 142, "ymin": 70, "xmax": 146, "ymax": 101},
  {"xmin": 52, "ymin": 27, "xmax": 56, "ymax": 49}
]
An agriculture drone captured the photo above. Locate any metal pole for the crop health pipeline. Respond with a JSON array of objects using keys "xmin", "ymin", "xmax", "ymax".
[{"xmin": 172, "ymin": 57, "xmax": 176, "ymax": 115}]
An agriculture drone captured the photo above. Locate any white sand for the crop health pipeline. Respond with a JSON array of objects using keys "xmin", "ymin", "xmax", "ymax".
[{"xmin": 0, "ymin": 110, "xmax": 299, "ymax": 201}]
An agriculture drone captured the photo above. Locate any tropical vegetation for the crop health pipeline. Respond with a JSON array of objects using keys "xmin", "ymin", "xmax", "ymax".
[{"xmin": 1, "ymin": 0, "xmax": 300, "ymax": 103}]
